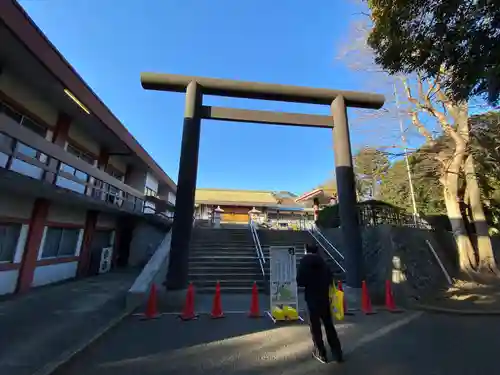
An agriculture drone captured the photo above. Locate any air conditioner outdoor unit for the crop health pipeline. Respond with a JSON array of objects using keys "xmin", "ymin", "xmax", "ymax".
[{"xmin": 99, "ymin": 247, "xmax": 113, "ymax": 274}]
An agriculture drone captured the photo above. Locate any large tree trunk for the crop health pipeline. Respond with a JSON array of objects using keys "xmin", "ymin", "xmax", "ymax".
[
  {"xmin": 440, "ymin": 107, "xmax": 477, "ymax": 273},
  {"xmin": 443, "ymin": 170, "xmax": 477, "ymax": 272},
  {"xmin": 464, "ymin": 154, "xmax": 499, "ymax": 273}
]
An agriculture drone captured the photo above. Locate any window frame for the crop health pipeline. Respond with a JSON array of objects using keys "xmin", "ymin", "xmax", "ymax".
[
  {"xmin": 39, "ymin": 226, "xmax": 83, "ymax": 260},
  {"xmin": 60, "ymin": 143, "xmax": 96, "ymax": 183},
  {"xmin": 145, "ymin": 187, "xmax": 157, "ymax": 197},
  {"xmin": 0, "ymin": 222, "xmax": 23, "ymax": 264},
  {"xmin": 104, "ymin": 165, "xmax": 125, "ymax": 205},
  {"xmin": 0, "ymin": 100, "xmax": 48, "ymax": 162}
]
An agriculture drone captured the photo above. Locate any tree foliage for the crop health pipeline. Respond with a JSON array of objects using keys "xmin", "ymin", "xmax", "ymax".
[
  {"xmin": 354, "ymin": 147, "xmax": 389, "ymax": 199},
  {"xmin": 367, "ymin": 0, "xmax": 500, "ymax": 105},
  {"xmin": 378, "ymin": 111, "xmax": 500, "ymax": 229},
  {"xmin": 315, "ymin": 177, "xmax": 338, "ymax": 197}
]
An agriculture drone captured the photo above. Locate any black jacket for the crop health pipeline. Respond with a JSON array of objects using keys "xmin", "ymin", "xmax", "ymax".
[{"xmin": 297, "ymin": 253, "xmax": 333, "ymax": 306}]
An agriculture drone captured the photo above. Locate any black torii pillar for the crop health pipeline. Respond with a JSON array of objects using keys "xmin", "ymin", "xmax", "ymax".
[
  {"xmin": 332, "ymin": 96, "xmax": 363, "ymax": 290},
  {"xmin": 165, "ymin": 82, "xmax": 202, "ymax": 292}
]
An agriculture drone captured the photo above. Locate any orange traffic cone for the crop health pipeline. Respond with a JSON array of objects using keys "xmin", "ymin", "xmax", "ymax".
[
  {"xmin": 337, "ymin": 281, "xmax": 354, "ymax": 315},
  {"xmin": 249, "ymin": 282, "xmax": 261, "ymax": 318},
  {"xmin": 385, "ymin": 280, "xmax": 403, "ymax": 313},
  {"xmin": 179, "ymin": 282, "xmax": 198, "ymax": 321},
  {"xmin": 361, "ymin": 280, "xmax": 377, "ymax": 315},
  {"xmin": 211, "ymin": 281, "xmax": 224, "ymax": 319},
  {"xmin": 142, "ymin": 284, "xmax": 160, "ymax": 320}
]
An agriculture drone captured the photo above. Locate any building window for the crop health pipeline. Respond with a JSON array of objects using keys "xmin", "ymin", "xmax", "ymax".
[
  {"xmin": 0, "ymin": 223, "xmax": 22, "ymax": 263},
  {"xmin": 145, "ymin": 187, "xmax": 157, "ymax": 197},
  {"xmin": 41, "ymin": 227, "xmax": 81, "ymax": 259},
  {"xmin": 106, "ymin": 166, "xmax": 124, "ymax": 181},
  {"xmin": 59, "ymin": 143, "xmax": 95, "ymax": 184},
  {"xmin": 0, "ymin": 100, "xmax": 47, "ymax": 174},
  {"xmin": 66, "ymin": 143, "xmax": 95, "ymax": 166},
  {"xmin": 104, "ymin": 166, "xmax": 124, "ymax": 205},
  {"xmin": 0, "ymin": 100, "xmax": 46, "ymax": 137}
]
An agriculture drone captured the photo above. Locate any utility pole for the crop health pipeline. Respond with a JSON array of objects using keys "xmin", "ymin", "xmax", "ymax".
[{"xmin": 393, "ymin": 82, "xmax": 418, "ymax": 226}]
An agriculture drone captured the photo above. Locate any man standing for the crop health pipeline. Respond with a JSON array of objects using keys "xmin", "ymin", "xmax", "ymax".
[{"xmin": 297, "ymin": 244, "xmax": 344, "ymax": 364}]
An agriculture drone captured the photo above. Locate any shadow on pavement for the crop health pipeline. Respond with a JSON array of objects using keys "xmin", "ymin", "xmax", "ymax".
[
  {"xmin": 55, "ymin": 310, "xmax": 405, "ymax": 375},
  {"xmin": 0, "ymin": 269, "xmax": 139, "ymax": 375}
]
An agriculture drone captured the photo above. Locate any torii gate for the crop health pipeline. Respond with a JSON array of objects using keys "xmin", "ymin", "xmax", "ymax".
[{"xmin": 140, "ymin": 73, "xmax": 385, "ymax": 301}]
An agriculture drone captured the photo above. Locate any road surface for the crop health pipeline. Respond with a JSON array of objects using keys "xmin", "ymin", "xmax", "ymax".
[{"xmin": 53, "ymin": 310, "xmax": 500, "ymax": 375}]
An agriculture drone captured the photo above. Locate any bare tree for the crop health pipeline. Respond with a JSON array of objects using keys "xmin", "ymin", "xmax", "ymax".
[{"xmin": 337, "ymin": 18, "xmax": 499, "ymax": 275}]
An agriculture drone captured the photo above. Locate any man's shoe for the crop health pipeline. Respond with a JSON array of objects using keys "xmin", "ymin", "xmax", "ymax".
[
  {"xmin": 331, "ymin": 350, "xmax": 344, "ymax": 363},
  {"xmin": 312, "ymin": 349, "xmax": 328, "ymax": 364}
]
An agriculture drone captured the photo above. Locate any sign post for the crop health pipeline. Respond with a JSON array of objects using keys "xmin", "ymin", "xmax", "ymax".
[{"xmin": 267, "ymin": 246, "xmax": 303, "ymax": 323}]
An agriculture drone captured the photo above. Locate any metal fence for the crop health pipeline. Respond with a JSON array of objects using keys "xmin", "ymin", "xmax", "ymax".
[{"xmin": 357, "ymin": 204, "xmax": 432, "ymax": 229}]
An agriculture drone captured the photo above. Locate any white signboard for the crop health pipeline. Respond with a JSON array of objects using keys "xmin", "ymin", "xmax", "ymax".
[{"xmin": 269, "ymin": 246, "xmax": 299, "ymax": 313}]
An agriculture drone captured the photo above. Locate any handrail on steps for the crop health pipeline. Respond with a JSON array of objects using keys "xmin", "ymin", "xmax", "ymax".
[
  {"xmin": 249, "ymin": 218, "xmax": 266, "ymax": 277},
  {"xmin": 313, "ymin": 224, "xmax": 344, "ymax": 260},
  {"xmin": 306, "ymin": 226, "xmax": 346, "ymax": 273}
]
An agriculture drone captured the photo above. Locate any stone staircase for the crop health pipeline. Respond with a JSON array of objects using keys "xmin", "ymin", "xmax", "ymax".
[
  {"xmin": 258, "ymin": 229, "xmax": 346, "ymax": 283},
  {"xmin": 188, "ymin": 227, "xmax": 266, "ymax": 294}
]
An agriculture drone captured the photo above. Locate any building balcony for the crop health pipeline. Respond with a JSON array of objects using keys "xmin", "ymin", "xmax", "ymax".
[{"xmin": 0, "ymin": 112, "xmax": 172, "ymax": 219}]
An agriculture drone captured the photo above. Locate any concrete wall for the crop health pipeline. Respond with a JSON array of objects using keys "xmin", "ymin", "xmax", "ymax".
[
  {"xmin": 322, "ymin": 225, "xmax": 453, "ymax": 305},
  {"xmin": 145, "ymin": 172, "xmax": 159, "ymax": 193},
  {"xmin": 125, "ymin": 167, "xmax": 147, "ymax": 192},
  {"xmin": 96, "ymin": 213, "xmax": 117, "ymax": 229},
  {"xmin": 128, "ymin": 220, "xmax": 171, "ymax": 267},
  {"xmin": 32, "ymin": 261, "xmax": 79, "ymax": 287},
  {"xmin": 0, "ymin": 69, "xmax": 58, "ymax": 126},
  {"xmin": 67, "ymin": 123, "xmax": 100, "ymax": 156},
  {"xmin": 127, "ymin": 231, "xmax": 172, "ymax": 309},
  {"xmin": 0, "ymin": 270, "xmax": 19, "ymax": 295},
  {"xmin": 47, "ymin": 203, "xmax": 86, "ymax": 225},
  {"xmin": 0, "ymin": 224, "xmax": 29, "ymax": 295},
  {"xmin": 108, "ymin": 155, "xmax": 127, "ymax": 174},
  {"xmin": 0, "ymin": 193, "xmax": 34, "ymax": 219}
]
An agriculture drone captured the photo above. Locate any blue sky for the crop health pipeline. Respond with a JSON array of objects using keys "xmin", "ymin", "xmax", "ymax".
[{"xmin": 19, "ymin": 0, "xmax": 391, "ymax": 194}]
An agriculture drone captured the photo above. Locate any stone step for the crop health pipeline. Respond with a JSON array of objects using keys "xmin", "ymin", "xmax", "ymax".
[
  {"xmin": 189, "ymin": 247, "xmax": 256, "ymax": 254},
  {"xmin": 262, "ymin": 244, "xmax": 308, "ymax": 248},
  {"xmin": 189, "ymin": 256, "xmax": 259, "ymax": 261},
  {"xmin": 190, "ymin": 247, "xmax": 257, "ymax": 252},
  {"xmin": 189, "ymin": 265, "xmax": 261, "ymax": 272},
  {"xmin": 189, "ymin": 258, "xmax": 259, "ymax": 269},
  {"xmin": 190, "ymin": 241, "xmax": 254, "ymax": 246},
  {"xmin": 189, "ymin": 273, "xmax": 263, "ymax": 282},
  {"xmin": 190, "ymin": 252, "xmax": 257, "ymax": 256},
  {"xmin": 193, "ymin": 229, "xmax": 250, "ymax": 233},
  {"xmin": 195, "ymin": 285, "xmax": 267, "ymax": 294},
  {"xmin": 191, "ymin": 238, "xmax": 253, "ymax": 242},
  {"xmin": 189, "ymin": 270, "xmax": 269, "ymax": 277},
  {"xmin": 190, "ymin": 253, "xmax": 258, "ymax": 259},
  {"xmin": 192, "ymin": 279, "xmax": 267, "ymax": 290}
]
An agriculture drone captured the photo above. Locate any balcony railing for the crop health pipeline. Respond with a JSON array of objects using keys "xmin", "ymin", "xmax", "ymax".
[{"xmin": 0, "ymin": 112, "xmax": 171, "ymax": 218}]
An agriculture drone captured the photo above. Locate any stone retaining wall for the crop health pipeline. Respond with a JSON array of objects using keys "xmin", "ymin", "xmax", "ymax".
[{"xmin": 322, "ymin": 225, "xmax": 454, "ymax": 306}]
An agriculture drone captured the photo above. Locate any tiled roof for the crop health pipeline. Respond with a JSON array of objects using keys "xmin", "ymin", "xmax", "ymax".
[{"xmin": 195, "ymin": 188, "xmax": 278, "ymax": 204}]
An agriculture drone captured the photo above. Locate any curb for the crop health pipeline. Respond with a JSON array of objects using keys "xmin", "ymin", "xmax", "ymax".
[
  {"xmin": 415, "ymin": 303, "xmax": 500, "ymax": 316},
  {"xmin": 32, "ymin": 306, "xmax": 134, "ymax": 375}
]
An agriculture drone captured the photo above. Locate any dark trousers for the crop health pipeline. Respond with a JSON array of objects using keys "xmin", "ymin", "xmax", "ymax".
[{"xmin": 307, "ymin": 300, "xmax": 342, "ymax": 355}]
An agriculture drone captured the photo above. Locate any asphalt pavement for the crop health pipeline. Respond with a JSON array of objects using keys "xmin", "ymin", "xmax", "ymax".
[
  {"xmin": 52, "ymin": 310, "xmax": 500, "ymax": 375},
  {"xmin": 0, "ymin": 270, "xmax": 138, "ymax": 375}
]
